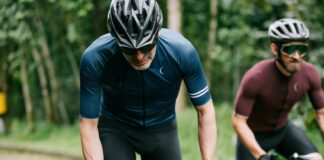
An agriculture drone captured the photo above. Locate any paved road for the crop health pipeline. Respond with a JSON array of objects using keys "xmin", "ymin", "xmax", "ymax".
[
  {"xmin": 0, "ymin": 149, "xmax": 81, "ymax": 160},
  {"xmin": 0, "ymin": 150, "xmax": 60, "ymax": 160}
]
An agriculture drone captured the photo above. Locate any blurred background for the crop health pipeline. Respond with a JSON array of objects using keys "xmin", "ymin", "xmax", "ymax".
[{"xmin": 0, "ymin": 0, "xmax": 323, "ymax": 159}]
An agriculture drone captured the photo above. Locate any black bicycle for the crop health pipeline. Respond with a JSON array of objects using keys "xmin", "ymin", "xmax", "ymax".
[
  {"xmin": 287, "ymin": 153, "xmax": 310, "ymax": 160},
  {"xmin": 269, "ymin": 152, "xmax": 311, "ymax": 160}
]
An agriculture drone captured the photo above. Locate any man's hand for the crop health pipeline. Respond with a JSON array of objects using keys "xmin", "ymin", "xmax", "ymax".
[
  {"xmin": 315, "ymin": 108, "xmax": 324, "ymax": 136},
  {"xmin": 258, "ymin": 154, "xmax": 272, "ymax": 160}
]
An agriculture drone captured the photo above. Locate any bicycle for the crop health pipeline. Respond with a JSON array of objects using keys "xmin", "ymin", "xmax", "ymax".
[
  {"xmin": 269, "ymin": 152, "xmax": 312, "ymax": 160},
  {"xmin": 287, "ymin": 153, "xmax": 310, "ymax": 160}
]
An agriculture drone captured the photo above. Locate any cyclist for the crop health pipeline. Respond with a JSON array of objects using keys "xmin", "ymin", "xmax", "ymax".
[
  {"xmin": 232, "ymin": 18, "xmax": 324, "ymax": 160},
  {"xmin": 79, "ymin": 0, "xmax": 216, "ymax": 160}
]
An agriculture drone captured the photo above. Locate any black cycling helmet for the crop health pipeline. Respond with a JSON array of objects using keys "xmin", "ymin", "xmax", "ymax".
[
  {"xmin": 107, "ymin": 0, "xmax": 163, "ymax": 50},
  {"xmin": 268, "ymin": 18, "xmax": 310, "ymax": 43}
]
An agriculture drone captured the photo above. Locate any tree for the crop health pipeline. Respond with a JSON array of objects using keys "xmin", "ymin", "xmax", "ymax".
[
  {"xmin": 31, "ymin": 43, "xmax": 52, "ymax": 123},
  {"xmin": 206, "ymin": 0, "xmax": 218, "ymax": 85},
  {"xmin": 167, "ymin": 0, "xmax": 186, "ymax": 111},
  {"xmin": 20, "ymin": 53, "xmax": 34, "ymax": 131}
]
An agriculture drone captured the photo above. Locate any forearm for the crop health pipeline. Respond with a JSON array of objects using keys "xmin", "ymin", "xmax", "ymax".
[
  {"xmin": 198, "ymin": 113, "xmax": 216, "ymax": 160},
  {"xmin": 80, "ymin": 118, "xmax": 104, "ymax": 160},
  {"xmin": 316, "ymin": 108, "xmax": 324, "ymax": 135},
  {"xmin": 197, "ymin": 101, "xmax": 217, "ymax": 160},
  {"xmin": 81, "ymin": 130, "xmax": 103, "ymax": 160},
  {"xmin": 232, "ymin": 114, "xmax": 266, "ymax": 159}
]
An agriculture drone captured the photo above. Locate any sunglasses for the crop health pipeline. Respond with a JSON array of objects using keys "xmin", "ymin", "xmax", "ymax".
[
  {"xmin": 120, "ymin": 44, "xmax": 155, "ymax": 55},
  {"xmin": 281, "ymin": 44, "xmax": 308, "ymax": 57}
]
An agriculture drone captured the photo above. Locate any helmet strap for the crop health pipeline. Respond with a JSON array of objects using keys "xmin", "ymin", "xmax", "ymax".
[{"xmin": 275, "ymin": 43, "xmax": 287, "ymax": 69}]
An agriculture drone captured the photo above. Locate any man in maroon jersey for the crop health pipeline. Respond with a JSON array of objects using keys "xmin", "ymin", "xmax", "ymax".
[{"xmin": 232, "ymin": 18, "xmax": 324, "ymax": 160}]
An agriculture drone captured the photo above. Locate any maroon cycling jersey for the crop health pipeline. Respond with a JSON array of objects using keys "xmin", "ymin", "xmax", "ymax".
[{"xmin": 234, "ymin": 59, "xmax": 324, "ymax": 132}]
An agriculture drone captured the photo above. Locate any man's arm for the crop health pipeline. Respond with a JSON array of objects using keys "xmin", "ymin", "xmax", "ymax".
[
  {"xmin": 232, "ymin": 113, "xmax": 266, "ymax": 159},
  {"xmin": 80, "ymin": 117, "xmax": 104, "ymax": 160},
  {"xmin": 195, "ymin": 99, "xmax": 216, "ymax": 160},
  {"xmin": 316, "ymin": 108, "xmax": 324, "ymax": 135}
]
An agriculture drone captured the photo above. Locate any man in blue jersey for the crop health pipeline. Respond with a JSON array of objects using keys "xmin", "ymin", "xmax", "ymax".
[{"xmin": 79, "ymin": 0, "xmax": 216, "ymax": 160}]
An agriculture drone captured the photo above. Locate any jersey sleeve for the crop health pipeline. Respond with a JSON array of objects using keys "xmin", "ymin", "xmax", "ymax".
[
  {"xmin": 234, "ymin": 70, "xmax": 260, "ymax": 117},
  {"xmin": 79, "ymin": 51, "xmax": 104, "ymax": 119},
  {"xmin": 307, "ymin": 66, "xmax": 324, "ymax": 110},
  {"xmin": 179, "ymin": 44, "xmax": 211, "ymax": 107}
]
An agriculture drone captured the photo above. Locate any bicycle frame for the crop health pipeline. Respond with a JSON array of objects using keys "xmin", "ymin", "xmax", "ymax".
[
  {"xmin": 287, "ymin": 153, "xmax": 309, "ymax": 160},
  {"xmin": 270, "ymin": 152, "xmax": 310, "ymax": 160}
]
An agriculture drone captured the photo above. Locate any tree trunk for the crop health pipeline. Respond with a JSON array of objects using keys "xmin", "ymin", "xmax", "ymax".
[
  {"xmin": 39, "ymin": 39, "xmax": 70, "ymax": 124},
  {"xmin": 167, "ymin": 0, "xmax": 181, "ymax": 30},
  {"xmin": 31, "ymin": 45, "xmax": 53, "ymax": 123},
  {"xmin": 167, "ymin": 0, "xmax": 186, "ymax": 111},
  {"xmin": 33, "ymin": 11, "xmax": 70, "ymax": 124},
  {"xmin": 0, "ymin": 58, "xmax": 6, "ymax": 91},
  {"xmin": 233, "ymin": 48, "xmax": 240, "ymax": 101},
  {"xmin": 63, "ymin": 44, "xmax": 80, "ymax": 90},
  {"xmin": 20, "ymin": 56, "xmax": 35, "ymax": 132},
  {"xmin": 206, "ymin": 0, "xmax": 218, "ymax": 85},
  {"xmin": 93, "ymin": 0, "xmax": 106, "ymax": 37}
]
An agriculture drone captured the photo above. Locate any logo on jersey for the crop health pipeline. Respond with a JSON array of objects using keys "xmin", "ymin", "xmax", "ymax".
[
  {"xmin": 159, "ymin": 66, "xmax": 165, "ymax": 75},
  {"xmin": 294, "ymin": 83, "xmax": 299, "ymax": 92}
]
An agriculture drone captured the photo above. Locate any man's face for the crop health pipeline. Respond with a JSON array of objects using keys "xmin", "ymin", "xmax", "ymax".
[
  {"xmin": 278, "ymin": 41, "xmax": 308, "ymax": 74},
  {"xmin": 122, "ymin": 46, "xmax": 157, "ymax": 70}
]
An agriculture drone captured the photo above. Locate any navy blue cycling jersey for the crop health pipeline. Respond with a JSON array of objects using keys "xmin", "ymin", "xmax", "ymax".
[{"xmin": 80, "ymin": 28, "xmax": 211, "ymax": 127}]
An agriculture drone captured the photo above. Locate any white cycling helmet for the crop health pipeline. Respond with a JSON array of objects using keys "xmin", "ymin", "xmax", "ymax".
[
  {"xmin": 268, "ymin": 18, "xmax": 310, "ymax": 43},
  {"xmin": 107, "ymin": 0, "xmax": 163, "ymax": 50}
]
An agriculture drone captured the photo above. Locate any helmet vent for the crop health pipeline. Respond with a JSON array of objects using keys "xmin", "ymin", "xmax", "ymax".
[
  {"xmin": 277, "ymin": 27, "xmax": 284, "ymax": 35},
  {"xmin": 300, "ymin": 25, "xmax": 305, "ymax": 33},
  {"xmin": 293, "ymin": 23, "xmax": 299, "ymax": 33},
  {"xmin": 271, "ymin": 31, "xmax": 278, "ymax": 36},
  {"xmin": 285, "ymin": 24, "xmax": 292, "ymax": 33}
]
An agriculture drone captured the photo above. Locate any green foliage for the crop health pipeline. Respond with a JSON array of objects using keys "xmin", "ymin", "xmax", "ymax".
[
  {"xmin": 1, "ymin": 0, "xmax": 324, "ymax": 127},
  {"xmin": 0, "ymin": 0, "xmax": 102, "ymax": 121}
]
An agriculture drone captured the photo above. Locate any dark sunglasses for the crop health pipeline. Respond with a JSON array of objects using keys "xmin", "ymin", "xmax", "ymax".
[
  {"xmin": 120, "ymin": 44, "xmax": 155, "ymax": 55},
  {"xmin": 281, "ymin": 44, "xmax": 308, "ymax": 57}
]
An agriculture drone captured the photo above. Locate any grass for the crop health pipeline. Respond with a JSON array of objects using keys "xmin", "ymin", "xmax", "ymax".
[
  {"xmin": 178, "ymin": 102, "xmax": 236, "ymax": 160},
  {"xmin": 0, "ymin": 120, "xmax": 82, "ymax": 158},
  {"xmin": 0, "ymin": 103, "xmax": 323, "ymax": 159}
]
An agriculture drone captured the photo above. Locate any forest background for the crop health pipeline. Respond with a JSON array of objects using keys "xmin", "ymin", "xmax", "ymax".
[{"xmin": 0, "ymin": 0, "xmax": 324, "ymax": 159}]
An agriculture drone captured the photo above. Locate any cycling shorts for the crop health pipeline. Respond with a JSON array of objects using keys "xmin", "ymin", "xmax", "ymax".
[
  {"xmin": 98, "ymin": 116, "xmax": 181, "ymax": 160},
  {"xmin": 236, "ymin": 121, "xmax": 319, "ymax": 160}
]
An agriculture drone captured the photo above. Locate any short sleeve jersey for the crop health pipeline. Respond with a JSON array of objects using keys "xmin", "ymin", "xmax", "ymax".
[
  {"xmin": 234, "ymin": 60, "xmax": 324, "ymax": 132},
  {"xmin": 80, "ymin": 28, "xmax": 211, "ymax": 127}
]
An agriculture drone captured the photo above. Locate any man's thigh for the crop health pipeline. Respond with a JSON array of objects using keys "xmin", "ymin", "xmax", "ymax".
[
  {"xmin": 276, "ymin": 122, "xmax": 319, "ymax": 158},
  {"xmin": 98, "ymin": 116, "xmax": 136, "ymax": 160},
  {"xmin": 99, "ymin": 129, "xmax": 136, "ymax": 160},
  {"xmin": 140, "ymin": 124, "xmax": 181, "ymax": 160},
  {"xmin": 235, "ymin": 127, "xmax": 285, "ymax": 160}
]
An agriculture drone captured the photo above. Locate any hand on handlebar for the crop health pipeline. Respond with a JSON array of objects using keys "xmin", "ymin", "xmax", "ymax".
[{"xmin": 258, "ymin": 154, "xmax": 273, "ymax": 160}]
